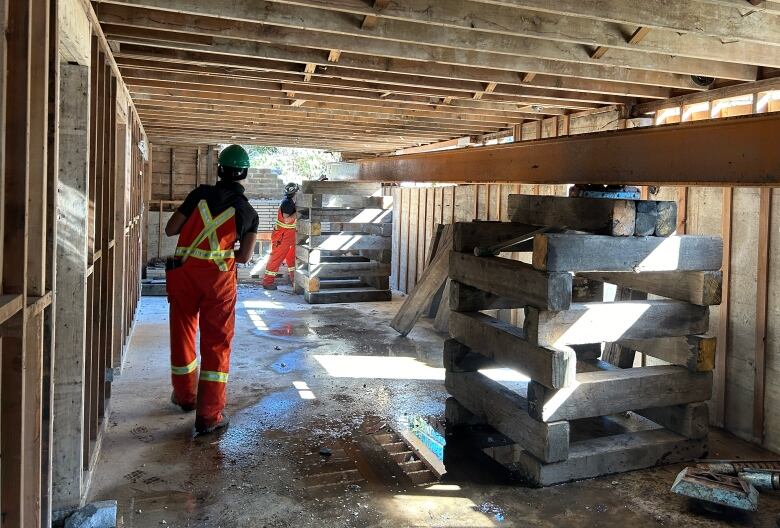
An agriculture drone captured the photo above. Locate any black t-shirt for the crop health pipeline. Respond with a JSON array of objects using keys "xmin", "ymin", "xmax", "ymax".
[
  {"xmin": 280, "ymin": 196, "xmax": 296, "ymax": 216},
  {"xmin": 178, "ymin": 180, "xmax": 259, "ymax": 240}
]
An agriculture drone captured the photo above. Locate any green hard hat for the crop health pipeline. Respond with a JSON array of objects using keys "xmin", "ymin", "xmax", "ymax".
[{"xmin": 218, "ymin": 144, "xmax": 250, "ymax": 169}]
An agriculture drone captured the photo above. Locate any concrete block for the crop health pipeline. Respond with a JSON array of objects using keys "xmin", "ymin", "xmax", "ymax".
[{"xmin": 64, "ymin": 500, "xmax": 117, "ymax": 528}]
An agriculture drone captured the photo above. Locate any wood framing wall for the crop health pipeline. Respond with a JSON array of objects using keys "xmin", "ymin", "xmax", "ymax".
[
  {"xmin": 389, "ymin": 92, "xmax": 780, "ymax": 455},
  {"xmin": 0, "ymin": 0, "xmax": 148, "ymax": 524}
]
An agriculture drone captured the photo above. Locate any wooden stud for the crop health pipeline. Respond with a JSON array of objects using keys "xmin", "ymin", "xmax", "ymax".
[
  {"xmin": 713, "ymin": 187, "xmax": 732, "ymax": 427},
  {"xmin": 753, "ymin": 187, "xmax": 771, "ymax": 441}
]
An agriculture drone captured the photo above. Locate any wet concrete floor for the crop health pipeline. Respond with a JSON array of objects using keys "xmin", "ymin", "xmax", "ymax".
[{"xmin": 89, "ymin": 285, "xmax": 780, "ymax": 527}]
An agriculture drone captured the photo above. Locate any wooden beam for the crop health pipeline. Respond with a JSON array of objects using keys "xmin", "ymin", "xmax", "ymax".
[
  {"xmin": 445, "ymin": 367, "xmax": 570, "ymax": 462},
  {"xmin": 527, "ymin": 366, "xmax": 712, "ymax": 422},
  {"xmin": 97, "ymin": 4, "xmax": 727, "ymax": 87},
  {"xmin": 227, "ymin": 0, "xmax": 780, "ymax": 67},
  {"xmin": 333, "ymin": 113, "xmax": 780, "ymax": 185},
  {"xmin": 524, "ymin": 300, "xmax": 710, "ymax": 347},
  {"xmin": 449, "ymin": 252, "xmax": 572, "ymax": 311},
  {"xmin": 508, "ymin": 194, "xmax": 637, "ymax": 236},
  {"xmin": 116, "ymin": 42, "xmax": 671, "ymax": 100},
  {"xmin": 533, "ymin": 234, "xmax": 723, "ymax": 272},
  {"xmin": 617, "ymin": 335, "xmax": 717, "ymax": 372},
  {"xmin": 634, "ymin": 77, "xmax": 780, "ymax": 115},
  {"xmin": 577, "ymin": 270, "xmax": 722, "ymax": 306},
  {"xmin": 449, "ymin": 311, "xmax": 576, "ymax": 389}
]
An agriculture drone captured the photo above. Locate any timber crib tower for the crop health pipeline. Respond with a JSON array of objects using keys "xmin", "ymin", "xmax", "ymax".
[
  {"xmin": 444, "ymin": 194, "xmax": 723, "ymax": 486},
  {"xmin": 294, "ymin": 180, "xmax": 393, "ymax": 304}
]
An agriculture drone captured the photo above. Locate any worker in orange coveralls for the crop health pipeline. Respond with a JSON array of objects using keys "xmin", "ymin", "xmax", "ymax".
[
  {"xmin": 164, "ymin": 144, "xmax": 258, "ymax": 435},
  {"xmin": 262, "ymin": 182, "xmax": 300, "ymax": 290}
]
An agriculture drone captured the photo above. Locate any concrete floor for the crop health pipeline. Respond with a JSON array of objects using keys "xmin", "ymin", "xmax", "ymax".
[{"xmin": 90, "ymin": 285, "xmax": 780, "ymax": 527}]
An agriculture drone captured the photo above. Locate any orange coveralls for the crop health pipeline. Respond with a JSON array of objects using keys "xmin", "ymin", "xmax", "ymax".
[
  {"xmin": 167, "ymin": 199, "xmax": 237, "ymax": 427},
  {"xmin": 262, "ymin": 208, "xmax": 297, "ymax": 286}
]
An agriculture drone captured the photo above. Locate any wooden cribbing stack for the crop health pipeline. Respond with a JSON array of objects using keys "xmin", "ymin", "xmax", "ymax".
[
  {"xmin": 294, "ymin": 180, "xmax": 393, "ymax": 303},
  {"xmin": 444, "ymin": 194, "xmax": 723, "ymax": 486}
]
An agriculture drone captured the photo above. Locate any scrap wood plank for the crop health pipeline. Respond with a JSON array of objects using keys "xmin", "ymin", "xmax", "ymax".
[
  {"xmin": 578, "ymin": 270, "xmax": 722, "ymax": 305},
  {"xmin": 390, "ymin": 224, "xmax": 453, "ymax": 336},
  {"xmin": 450, "ymin": 252, "xmax": 571, "ymax": 311},
  {"xmin": 524, "ymin": 300, "xmax": 709, "ymax": 347},
  {"xmin": 449, "ymin": 311, "xmax": 576, "ymax": 389},
  {"xmin": 533, "ymin": 233, "xmax": 723, "ymax": 272},
  {"xmin": 445, "ymin": 369, "xmax": 570, "ymax": 463},
  {"xmin": 425, "ymin": 224, "xmax": 447, "ymax": 318},
  {"xmin": 526, "ymin": 365, "xmax": 713, "ymax": 422}
]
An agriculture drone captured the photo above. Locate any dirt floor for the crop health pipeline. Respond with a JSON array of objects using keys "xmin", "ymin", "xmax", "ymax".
[{"xmin": 89, "ymin": 285, "xmax": 780, "ymax": 527}]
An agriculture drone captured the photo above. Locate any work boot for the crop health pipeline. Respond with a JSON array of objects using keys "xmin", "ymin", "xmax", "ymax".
[
  {"xmin": 263, "ymin": 283, "xmax": 277, "ymax": 290},
  {"xmin": 171, "ymin": 392, "xmax": 195, "ymax": 413},
  {"xmin": 194, "ymin": 413, "xmax": 230, "ymax": 436}
]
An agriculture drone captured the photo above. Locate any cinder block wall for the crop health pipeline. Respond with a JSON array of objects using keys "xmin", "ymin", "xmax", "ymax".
[{"xmin": 244, "ymin": 168, "xmax": 286, "ymax": 199}]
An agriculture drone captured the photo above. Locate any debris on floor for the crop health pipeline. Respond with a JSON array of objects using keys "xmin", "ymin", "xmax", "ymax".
[{"xmin": 63, "ymin": 500, "xmax": 117, "ymax": 528}]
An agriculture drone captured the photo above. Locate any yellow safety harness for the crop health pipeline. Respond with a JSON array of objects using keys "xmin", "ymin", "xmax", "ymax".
[{"xmin": 174, "ymin": 200, "xmax": 236, "ymax": 271}]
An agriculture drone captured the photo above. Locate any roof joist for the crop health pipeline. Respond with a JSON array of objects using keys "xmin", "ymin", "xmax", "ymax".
[{"xmin": 95, "ymin": 3, "xmax": 746, "ymax": 87}]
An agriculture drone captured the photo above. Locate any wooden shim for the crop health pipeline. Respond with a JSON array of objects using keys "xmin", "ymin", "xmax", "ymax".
[
  {"xmin": 453, "ymin": 221, "xmax": 537, "ymax": 253},
  {"xmin": 524, "ymin": 300, "xmax": 709, "ymax": 347},
  {"xmin": 390, "ymin": 224, "xmax": 453, "ymax": 336},
  {"xmin": 526, "ymin": 365, "xmax": 713, "ymax": 422},
  {"xmin": 578, "ymin": 270, "xmax": 722, "ymax": 305},
  {"xmin": 306, "ymin": 234, "xmax": 391, "ymax": 251},
  {"xmin": 301, "ymin": 180, "xmax": 382, "ymax": 195},
  {"xmin": 450, "ymin": 252, "xmax": 572, "ymax": 311},
  {"xmin": 449, "ymin": 280, "xmax": 519, "ymax": 312},
  {"xmin": 576, "ymin": 359, "xmax": 709, "ymax": 438},
  {"xmin": 298, "ymin": 193, "xmax": 392, "ymax": 209},
  {"xmin": 512, "ymin": 429, "xmax": 707, "ymax": 487},
  {"xmin": 303, "ymin": 288, "xmax": 391, "ymax": 304},
  {"xmin": 617, "ymin": 335, "xmax": 716, "ymax": 372},
  {"xmin": 532, "ymin": 234, "xmax": 723, "ymax": 272},
  {"xmin": 445, "ymin": 369, "xmax": 570, "ymax": 463},
  {"xmin": 508, "ymin": 194, "xmax": 636, "ymax": 236},
  {"xmin": 448, "ymin": 311, "xmax": 576, "ymax": 389}
]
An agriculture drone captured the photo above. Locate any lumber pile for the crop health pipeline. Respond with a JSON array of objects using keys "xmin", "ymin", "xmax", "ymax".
[
  {"xmin": 444, "ymin": 194, "xmax": 723, "ymax": 486},
  {"xmin": 294, "ymin": 180, "xmax": 393, "ymax": 304}
]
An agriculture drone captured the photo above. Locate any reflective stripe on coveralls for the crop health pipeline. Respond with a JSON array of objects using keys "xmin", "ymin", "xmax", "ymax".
[
  {"xmin": 175, "ymin": 200, "xmax": 236, "ymax": 271},
  {"xmin": 200, "ymin": 370, "xmax": 229, "ymax": 383},
  {"xmin": 171, "ymin": 358, "xmax": 198, "ymax": 376},
  {"xmin": 263, "ymin": 207, "xmax": 297, "ymax": 284}
]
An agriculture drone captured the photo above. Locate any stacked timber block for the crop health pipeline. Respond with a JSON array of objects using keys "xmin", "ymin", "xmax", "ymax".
[
  {"xmin": 444, "ymin": 194, "xmax": 723, "ymax": 486},
  {"xmin": 294, "ymin": 180, "xmax": 393, "ymax": 304}
]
